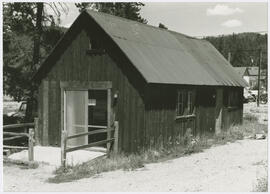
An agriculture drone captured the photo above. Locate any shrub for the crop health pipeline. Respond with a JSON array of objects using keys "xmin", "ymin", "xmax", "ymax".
[
  {"xmin": 3, "ymin": 158, "xmax": 39, "ymax": 169},
  {"xmin": 244, "ymin": 113, "xmax": 258, "ymax": 122},
  {"xmin": 228, "ymin": 125, "xmax": 244, "ymax": 140},
  {"xmin": 254, "ymin": 176, "xmax": 268, "ymax": 192}
]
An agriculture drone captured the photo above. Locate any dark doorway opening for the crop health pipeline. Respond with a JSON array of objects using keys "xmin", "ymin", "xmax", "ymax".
[{"xmin": 88, "ymin": 90, "xmax": 107, "ymax": 145}]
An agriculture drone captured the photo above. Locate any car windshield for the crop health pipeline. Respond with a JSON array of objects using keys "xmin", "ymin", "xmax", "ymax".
[{"xmin": 19, "ymin": 103, "xmax": 27, "ymax": 112}]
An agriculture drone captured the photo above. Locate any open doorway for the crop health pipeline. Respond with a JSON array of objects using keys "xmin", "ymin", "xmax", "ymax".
[{"xmin": 64, "ymin": 88, "xmax": 110, "ymax": 148}]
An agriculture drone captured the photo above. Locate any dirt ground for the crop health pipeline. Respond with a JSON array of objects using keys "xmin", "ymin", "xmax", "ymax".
[
  {"xmin": 3, "ymin": 139, "xmax": 267, "ymax": 192},
  {"xmin": 2, "ymin": 102, "xmax": 268, "ymax": 192}
]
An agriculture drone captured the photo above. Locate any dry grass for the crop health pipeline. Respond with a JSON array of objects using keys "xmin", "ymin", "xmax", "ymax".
[
  {"xmin": 48, "ymin": 130, "xmax": 211, "ymax": 183},
  {"xmin": 3, "ymin": 157, "xmax": 39, "ymax": 169},
  {"xmin": 48, "ymin": 116, "xmax": 267, "ymax": 184},
  {"xmin": 254, "ymin": 176, "xmax": 268, "ymax": 192},
  {"xmin": 243, "ymin": 113, "xmax": 258, "ymax": 122},
  {"xmin": 253, "ymin": 161, "xmax": 268, "ymax": 192}
]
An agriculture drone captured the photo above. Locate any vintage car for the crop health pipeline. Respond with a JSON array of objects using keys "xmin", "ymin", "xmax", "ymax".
[{"xmin": 3, "ymin": 101, "xmax": 27, "ymax": 125}]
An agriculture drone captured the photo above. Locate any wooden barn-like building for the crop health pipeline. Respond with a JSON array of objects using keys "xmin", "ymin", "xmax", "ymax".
[{"xmin": 33, "ymin": 10, "xmax": 247, "ymax": 153}]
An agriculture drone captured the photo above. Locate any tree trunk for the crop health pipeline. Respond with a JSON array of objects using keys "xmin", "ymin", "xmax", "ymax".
[
  {"xmin": 32, "ymin": 2, "xmax": 43, "ymax": 70},
  {"xmin": 25, "ymin": 3, "xmax": 43, "ymax": 122}
]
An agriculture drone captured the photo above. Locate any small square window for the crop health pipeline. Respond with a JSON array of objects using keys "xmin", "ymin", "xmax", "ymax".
[{"xmin": 88, "ymin": 38, "xmax": 98, "ymax": 50}]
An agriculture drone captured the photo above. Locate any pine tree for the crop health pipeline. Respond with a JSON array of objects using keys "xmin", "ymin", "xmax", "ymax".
[{"xmin": 75, "ymin": 2, "xmax": 147, "ymax": 24}]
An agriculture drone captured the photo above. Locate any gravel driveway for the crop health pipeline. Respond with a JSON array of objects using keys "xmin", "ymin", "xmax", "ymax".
[{"xmin": 3, "ymin": 138, "xmax": 267, "ymax": 192}]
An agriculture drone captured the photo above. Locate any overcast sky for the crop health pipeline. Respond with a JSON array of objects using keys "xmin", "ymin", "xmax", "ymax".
[{"xmin": 58, "ymin": 2, "xmax": 267, "ymax": 37}]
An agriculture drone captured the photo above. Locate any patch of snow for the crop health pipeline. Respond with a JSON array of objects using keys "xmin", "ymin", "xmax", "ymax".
[{"xmin": 8, "ymin": 146, "xmax": 106, "ymax": 167}]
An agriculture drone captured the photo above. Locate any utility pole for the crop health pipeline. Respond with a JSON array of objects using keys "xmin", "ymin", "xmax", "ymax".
[
  {"xmin": 257, "ymin": 49, "xmax": 262, "ymax": 107},
  {"xmin": 228, "ymin": 52, "xmax": 231, "ymax": 63}
]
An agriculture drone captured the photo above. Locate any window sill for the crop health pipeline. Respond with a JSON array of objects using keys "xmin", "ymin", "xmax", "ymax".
[{"xmin": 175, "ymin": 114, "xmax": 196, "ymax": 120}]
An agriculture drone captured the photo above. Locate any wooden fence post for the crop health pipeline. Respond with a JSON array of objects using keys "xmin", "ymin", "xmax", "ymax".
[
  {"xmin": 113, "ymin": 121, "xmax": 119, "ymax": 153},
  {"xmin": 34, "ymin": 117, "xmax": 40, "ymax": 145},
  {"xmin": 61, "ymin": 130, "xmax": 67, "ymax": 167},
  {"xmin": 107, "ymin": 88, "xmax": 112, "ymax": 153},
  {"xmin": 28, "ymin": 128, "xmax": 34, "ymax": 161}
]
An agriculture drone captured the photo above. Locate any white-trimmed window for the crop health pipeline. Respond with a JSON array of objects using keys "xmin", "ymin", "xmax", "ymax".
[{"xmin": 176, "ymin": 90, "xmax": 195, "ymax": 116}]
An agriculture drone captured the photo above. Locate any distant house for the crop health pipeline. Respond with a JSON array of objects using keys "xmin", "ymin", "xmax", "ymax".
[
  {"xmin": 234, "ymin": 66, "xmax": 267, "ymax": 89},
  {"xmin": 247, "ymin": 67, "xmax": 267, "ymax": 89},
  {"xmin": 234, "ymin": 67, "xmax": 250, "ymax": 85},
  {"xmin": 33, "ymin": 11, "xmax": 247, "ymax": 153}
]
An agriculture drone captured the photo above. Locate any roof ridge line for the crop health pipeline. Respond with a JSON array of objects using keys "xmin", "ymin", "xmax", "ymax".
[{"xmin": 86, "ymin": 9, "xmax": 201, "ymax": 40}]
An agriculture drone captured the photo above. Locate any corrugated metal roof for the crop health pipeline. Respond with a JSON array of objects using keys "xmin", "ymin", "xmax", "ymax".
[{"xmin": 87, "ymin": 10, "xmax": 247, "ymax": 87}]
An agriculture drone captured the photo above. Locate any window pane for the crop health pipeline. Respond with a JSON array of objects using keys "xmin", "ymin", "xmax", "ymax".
[
  {"xmin": 177, "ymin": 91, "xmax": 183, "ymax": 116},
  {"xmin": 188, "ymin": 91, "xmax": 193, "ymax": 114},
  {"xmin": 177, "ymin": 90, "xmax": 195, "ymax": 116}
]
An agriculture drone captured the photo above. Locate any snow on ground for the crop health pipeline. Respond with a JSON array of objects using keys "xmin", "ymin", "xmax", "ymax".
[{"xmin": 8, "ymin": 146, "xmax": 106, "ymax": 167}]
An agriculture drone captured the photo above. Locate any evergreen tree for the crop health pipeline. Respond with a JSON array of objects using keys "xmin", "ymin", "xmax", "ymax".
[
  {"xmin": 75, "ymin": 2, "xmax": 147, "ymax": 23},
  {"xmin": 3, "ymin": 3, "xmax": 67, "ymax": 121},
  {"xmin": 158, "ymin": 23, "xmax": 168, "ymax": 30},
  {"xmin": 204, "ymin": 33, "xmax": 267, "ymax": 69}
]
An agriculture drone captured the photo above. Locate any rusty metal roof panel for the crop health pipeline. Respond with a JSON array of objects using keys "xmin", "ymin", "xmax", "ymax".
[{"xmin": 87, "ymin": 11, "xmax": 248, "ymax": 87}]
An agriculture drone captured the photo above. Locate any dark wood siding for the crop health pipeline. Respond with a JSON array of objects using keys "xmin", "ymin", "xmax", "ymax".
[
  {"xmin": 195, "ymin": 87, "xmax": 217, "ymax": 136},
  {"xmin": 145, "ymin": 84, "xmax": 197, "ymax": 149},
  {"xmin": 37, "ymin": 81, "xmax": 43, "ymax": 144},
  {"xmin": 39, "ymin": 29, "xmax": 147, "ymax": 153},
  {"xmin": 37, "ymin": 22, "xmax": 244, "ymax": 153},
  {"xmin": 144, "ymin": 85, "xmax": 244, "ymax": 148},
  {"xmin": 222, "ymin": 87, "xmax": 243, "ymax": 130}
]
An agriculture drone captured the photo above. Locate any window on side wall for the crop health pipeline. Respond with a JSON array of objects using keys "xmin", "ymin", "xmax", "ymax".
[{"xmin": 176, "ymin": 89, "xmax": 195, "ymax": 117}]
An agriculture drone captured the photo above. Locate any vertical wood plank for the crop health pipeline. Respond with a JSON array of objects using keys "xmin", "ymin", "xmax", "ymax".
[
  {"xmin": 42, "ymin": 80, "xmax": 49, "ymax": 145},
  {"xmin": 85, "ymin": 90, "xmax": 88, "ymax": 144},
  {"xmin": 56, "ymin": 82, "xmax": 61, "ymax": 146},
  {"xmin": 107, "ymin": 88, "xmax": 112, "ymax": 153},
  {"xmin": 28, "ymin": 128, "xmax": 34, "ymax": 161},
  {"xmin": 123, "ymin": 78, "xmax": 129, "ymax": 152},
  {"xmin": 48, "ymin": 81, "xmax": 52, "ymax": 145},
  {"xmin": 61, "ymin": 130, "xmax": 67, "ymax": 167},
  {"xmin": 34, "ymin": 117, "xmax": 39, "ymax": 145},
  {"xmin": 113, "ymin": 121, "xmax": 119, "ymax": 153},
  {"xmin": 127, "ymin": 82, "xmax": 132, "ymax": 152},
  {"xmin": 37, "ymin": 83, "xmax": 43, "ymax": 143},
  {"xmin": 60, "ymin": 87, "xmax": 65, "ymax": 146},
  {"xmin": 130, "ymin": 90, "xmax": 136, "ymax": 152},
  {"xmin": 214, "ymin": 87, "xmax": 222, "ymax": 133},
  {"xmin": 51, "ymin": 81, "xmax": 57, "ymax": 145}
]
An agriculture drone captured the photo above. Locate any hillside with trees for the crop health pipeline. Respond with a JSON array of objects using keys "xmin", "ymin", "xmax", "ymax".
[{"xmin": 204, "ymin": 33, "xmax": 267, "ymax": 70}]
